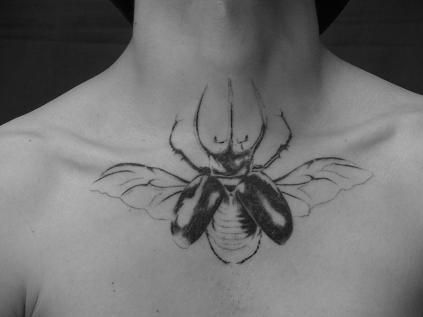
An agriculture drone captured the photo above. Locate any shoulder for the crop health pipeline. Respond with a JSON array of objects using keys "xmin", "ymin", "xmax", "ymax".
[
  {"xmin": 0, "ymin": 91, "xmax": 105, "ymax": 220},
  {"xmin": 386, "ymin": 106, "xmax": 423, "ymax": 185},
  {"xmin": 0, "ymin": 73, "xmax": 125, "ymax": 257},
  {"xmin": 0, "ymin": 112, "xmax": 64, "ymax": 199},
  {"xmin": 0, "ymin": 100, "xmax": 101, "ymax": 313},
  {"xmin": 0, "ymin": 118, "xmax": 59, "ymax": 314},
  {"xmin": 356, "ymin": 96, "xmax": 423, "ymax": 212},
  {"xmin": 0, "ymin": 75, "xmax": 119, "ymax": 313},
  {"xmin": 330, "ymin": 57, "xmax": 423, "ymax": 209},
  {"xmin": 334, "ymin": 55, "xmax": 423, "ymax": 168}
]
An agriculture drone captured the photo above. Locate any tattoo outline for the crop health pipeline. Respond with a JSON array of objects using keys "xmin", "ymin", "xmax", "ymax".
[{"xmin": 92, "ymin": 80, "xmax": 373, "ymax": 264}]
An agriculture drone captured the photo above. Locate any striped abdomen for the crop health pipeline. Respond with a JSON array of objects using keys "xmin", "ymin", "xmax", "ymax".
[{"xmin": 207, "ymin": 194, "xmax": 262, "ymax": 264}]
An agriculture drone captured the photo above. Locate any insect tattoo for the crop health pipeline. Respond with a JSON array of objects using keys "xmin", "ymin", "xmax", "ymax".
[{"xmin": 92, "ymin": 80, "xmax": 373, "ymax": 264}]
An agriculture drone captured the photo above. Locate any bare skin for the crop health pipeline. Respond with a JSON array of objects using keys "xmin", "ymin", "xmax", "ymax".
[{"xmin": 1, "ymin": 0, "xmax": 423, "ymax": 316}]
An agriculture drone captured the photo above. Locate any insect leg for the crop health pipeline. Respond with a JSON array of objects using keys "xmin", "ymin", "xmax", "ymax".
[{"xmin": 253, "ymin": 110, "xmax": 293, "ymax": 171}]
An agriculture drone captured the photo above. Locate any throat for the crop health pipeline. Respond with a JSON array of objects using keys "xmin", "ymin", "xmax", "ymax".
[
  {"xmin": 187, "ymin": 0, "xmax": 272, "ymax": 69},
  {"xmin": 131, "ymin": 0, "xmax": 320, "ymax": 77},
  {"xmin": 103, "ymin": 0, "xmax": 324, "ymax": 131}
]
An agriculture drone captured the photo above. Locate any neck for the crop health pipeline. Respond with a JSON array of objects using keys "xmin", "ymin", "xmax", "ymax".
[{"xmin": 105, "ymin": 0, "xmax": 326, "ymax": 131}]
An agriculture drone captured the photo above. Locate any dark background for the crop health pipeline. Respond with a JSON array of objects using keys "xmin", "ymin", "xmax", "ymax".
[{"xmin": 1, "ymin": 0, "xmax": 423, "ymax": 125}]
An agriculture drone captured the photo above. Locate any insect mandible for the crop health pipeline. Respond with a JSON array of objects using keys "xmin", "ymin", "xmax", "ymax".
[{"xmin": 93, "ymin": 80, "xmax": 373, "ymax": 264}]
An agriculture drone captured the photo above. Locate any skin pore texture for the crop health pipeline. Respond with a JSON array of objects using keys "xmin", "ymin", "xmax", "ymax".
[{"xmin": 1, "ymin": 0, "xmax": 423, "ymax": 316}]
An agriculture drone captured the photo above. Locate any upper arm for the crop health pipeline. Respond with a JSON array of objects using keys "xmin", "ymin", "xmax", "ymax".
[{"xmin": 0, "ymin": 129, "xmax": 56, "ymax": 316}]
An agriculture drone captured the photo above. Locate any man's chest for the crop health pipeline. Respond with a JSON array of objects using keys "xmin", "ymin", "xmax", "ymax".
[{"xmin": 31, "ymin": 181, "xmax": 423, "ymax": 317}]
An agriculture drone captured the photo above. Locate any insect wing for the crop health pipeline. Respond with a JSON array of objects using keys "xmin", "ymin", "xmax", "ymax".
[
  {"xmin": 274, "ymin": 157, "xmax": 373, "ymax": 217},
  {"xmin": 92, "ymin": 163, "xmax": 188, "ymax": 220},
  {"xmin": 172, "ymin": 175, "xmax": 227, "ymax": 249},
  {"xmin": 236, "ymin": 173, "xmax": 293, "ymax": 245}
]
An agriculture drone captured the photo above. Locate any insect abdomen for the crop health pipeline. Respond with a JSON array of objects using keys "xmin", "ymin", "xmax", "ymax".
[{"xmin": 207, "ymin": 195, "xmax": 262, "ymax": 264}]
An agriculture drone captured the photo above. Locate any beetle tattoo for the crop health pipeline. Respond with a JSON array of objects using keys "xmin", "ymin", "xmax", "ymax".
[{"xmin": 93, "ymin": 80, "xmax": 373, "ymax": 264}]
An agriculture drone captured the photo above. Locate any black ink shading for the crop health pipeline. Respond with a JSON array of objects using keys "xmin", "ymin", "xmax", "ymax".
[{"xmin": 92, "ymin": 80, "xmax": 373, "ymax": 264}]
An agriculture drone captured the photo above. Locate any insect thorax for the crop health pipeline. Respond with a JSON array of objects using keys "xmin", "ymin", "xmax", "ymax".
[{"xmin": 209, "ymin": 150, "xmax": 252, "ymax": 177}]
